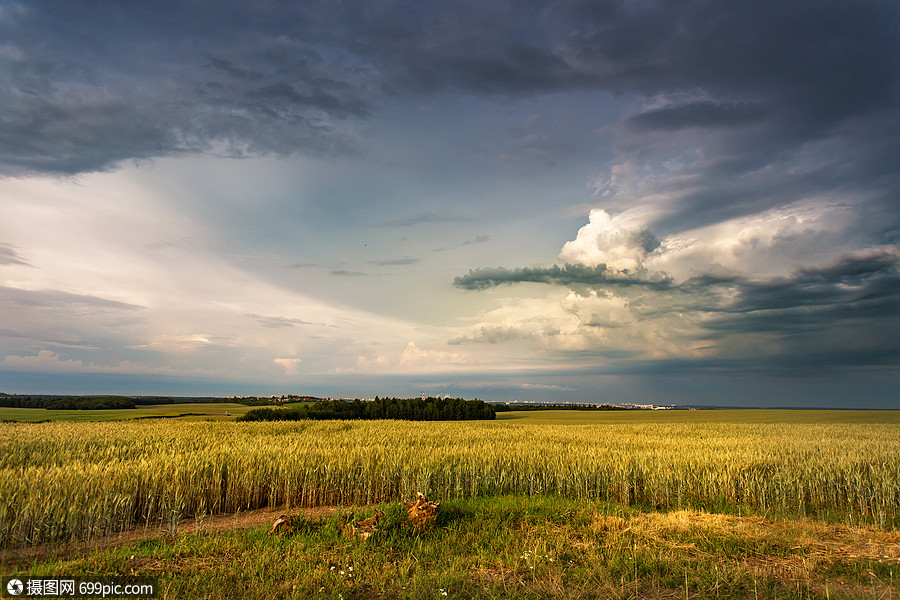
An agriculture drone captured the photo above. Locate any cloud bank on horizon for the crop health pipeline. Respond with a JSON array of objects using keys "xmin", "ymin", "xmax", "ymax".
[{"xmin": 1, "ymin": 0, "xmax": 898, "ymax": 406}]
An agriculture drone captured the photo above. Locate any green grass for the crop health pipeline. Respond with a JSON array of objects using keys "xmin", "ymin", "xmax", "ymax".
[
  {"xmin": 4, "ymin": 496, "xmax": 897, "ymax": 599},
  {"xmin": 0, "ymin": 403, "xmax": 255, "ymax": 423},
  {"xmin": 495, "ymin": 409, "xmax": 900, "ymax": 425}
]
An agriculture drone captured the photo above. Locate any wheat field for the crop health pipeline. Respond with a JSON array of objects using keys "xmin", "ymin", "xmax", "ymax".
[{"xmin": 1, "ymin": 418, "xmax": 898, "ymax": 547}]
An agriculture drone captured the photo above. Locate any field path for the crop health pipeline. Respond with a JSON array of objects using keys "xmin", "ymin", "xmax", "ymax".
[
  {"xmin": 164, "ymin": 504, "xmax": 345, "ymax": 537},
  {"xmin": 0, "ymin": 505, "xmax": 350, "ymax": 567}
]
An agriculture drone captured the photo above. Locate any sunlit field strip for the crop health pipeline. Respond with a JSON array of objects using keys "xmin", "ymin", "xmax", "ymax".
[
  {"xmin": 495, "ymin": 409, "xmax": 900, "ymax": 425},
  {"xmin": 0, "ymin": 403, "xmax": 255, "ymax": 423},
  {"xmin": 1, "ymin": 419, "xmax": 898, "ymax": 547}
]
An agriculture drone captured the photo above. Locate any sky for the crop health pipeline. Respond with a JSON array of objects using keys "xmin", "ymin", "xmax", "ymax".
[{"xmin": 1, "ymin": 0, "xmax": 899, "ymax": 407}]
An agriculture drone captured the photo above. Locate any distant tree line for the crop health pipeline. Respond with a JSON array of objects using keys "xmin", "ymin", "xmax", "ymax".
[
  {"xmin": 134, "ymin": 397, "xmax": 176, "ymax": 405},
  {"xmin": 0, "ymin": 396, "xmax": 136, "ymax": 410},
  {"xmin": 238, "ymin": 397, "xmax": 496, "ymax": 422},
  {"xmin": 0, "ymin": 395, "xmax": 323, "ymax": 410}
]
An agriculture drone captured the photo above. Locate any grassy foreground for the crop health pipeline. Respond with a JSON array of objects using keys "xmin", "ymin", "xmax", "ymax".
[{"xmin": 3, "ymin": 495, "xmax": 897, "ymax": 599}]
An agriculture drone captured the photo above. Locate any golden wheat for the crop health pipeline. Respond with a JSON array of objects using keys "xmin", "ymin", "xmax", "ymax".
[{"xmin": 0, "ymin": 420, "xmax": 897, "ymax": 546}]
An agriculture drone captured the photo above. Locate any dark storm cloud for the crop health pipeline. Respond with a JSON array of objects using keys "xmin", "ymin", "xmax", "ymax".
[
  {"xmin": 2, "ymin": 0, "xmax": 897, "ymax": 180},
  {"xmin": 643, "ymin": 119, "xmax": 900, "ymax": 235},
  {"xmin": 453, "ymin": 264, "xmax": 673, "ymax": 290},
  {"xmin": 385, "ymin": 0, "xmax": 897, "ymax": 236},
  {"xmin": 206, "ymin": 57, "xmax": 265, "ymax": 83},
  {"xmin": 399, "ymin": 41, "xmax": 590, "ymax": 94},
  {"xmin": 610, "ymin": 347, "xmax": 900, "ymax": 378},
  {"xmin": 0, "ymin": 2, "xmax": 374, "ymax": 175},
  {"xmin": 719, "ymin": 250, "xmax": 900, "ymax": 313},
  {"xmin": 625, "ymin": 101, "xmax": 768, "ymax": 131},
  {"xmin": 695, "ymin": 249, "xmax": 900, "ymax": 336},
  {"xmin": 390, "ymin": 0, "xmax": 899, "ymax": 136},
  {"xmin": 458, "ymin": 249, "xmax": 900, "ymax": 325},
  {"xmin": 456, "ymin": 249, "xmax": 900, "ymax": 372},
  {"xmin": 595, "ymin": 0, "xmax": 900, "ymax": 234},
  {"xmin": 246, "ymin": 81, "xmax": 370, "ymax": 118}
]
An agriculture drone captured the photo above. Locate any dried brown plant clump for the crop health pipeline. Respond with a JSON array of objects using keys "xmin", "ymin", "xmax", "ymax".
[
  {"xmin": 350, "ymin": 508, "xmax": 385, "ymax": 540},
  {"xmin": 269, "ymin": 514, "xmax": 296, "ymax": 535},
  {"xmin": 404, "ymin": 492, "xmax": 440, "ymax": 528}
]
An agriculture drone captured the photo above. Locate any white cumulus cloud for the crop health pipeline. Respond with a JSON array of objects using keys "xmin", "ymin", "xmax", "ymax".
[
  {"xmin": 274, "ymin": 357, "xmax": 302, "ymax": 375},
  {"xmin": 558, "ymin": 209, "xmax": 655, "ymax": 272}
]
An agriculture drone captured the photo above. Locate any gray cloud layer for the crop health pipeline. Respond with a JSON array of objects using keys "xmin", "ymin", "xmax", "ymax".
[
  {"xmin": 453, "ymin": 264, "xmax": 673, "ymax": 290},
  {"xmin": 625, "ymin": 101, "xmax": 768, "ymax": 131},
  {"xmin": 0, "ymin": 244, "xmax": 31, "ymax": 266},
  {"xmin": 455, "ymin": 249, "xmax": 900, "ymax": 373},
  {"xmin": 2, "ymin": 0, "xmax": 898, "ymax": 184}
]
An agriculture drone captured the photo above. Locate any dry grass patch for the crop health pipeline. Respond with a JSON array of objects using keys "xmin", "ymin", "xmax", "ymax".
[
  {"xmin": 591, "ymin": 514, "xmax": 629, "ymax": 532},
  {"xmin": 592, "ymin": 509, "xmax": 899, "ymax": 597}
]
